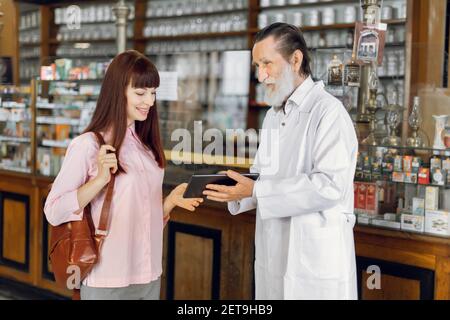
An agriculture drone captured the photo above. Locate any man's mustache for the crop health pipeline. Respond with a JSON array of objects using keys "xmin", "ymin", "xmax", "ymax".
[{"xmin": 264, "ymin": 79, "xmax": 276, "ymax": 85}]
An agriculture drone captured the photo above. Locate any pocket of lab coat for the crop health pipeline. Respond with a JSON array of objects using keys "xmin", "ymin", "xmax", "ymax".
[{"xmin": 300, "ymin": 225, "xmax": 343, "ymax": 280}]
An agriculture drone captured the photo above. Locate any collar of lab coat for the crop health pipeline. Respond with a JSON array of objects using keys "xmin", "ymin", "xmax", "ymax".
[{"xmin": 285, "ymin": 76, "xmax": 322, "ymax": 114}]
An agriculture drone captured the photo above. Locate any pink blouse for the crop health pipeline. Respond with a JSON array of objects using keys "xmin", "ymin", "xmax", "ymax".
[{"xmin": 44, "ymin": 123, "xmax": 165, "ymax": 288}]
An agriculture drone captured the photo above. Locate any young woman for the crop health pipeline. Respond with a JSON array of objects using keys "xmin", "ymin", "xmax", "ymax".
[{"xmin": 44, "ymin": 50, "xmax": 203, "ymax": 300}]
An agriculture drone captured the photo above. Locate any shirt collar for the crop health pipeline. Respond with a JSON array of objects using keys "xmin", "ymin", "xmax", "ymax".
[
  {"xmin": 127, "ymin": 121, "xmax": 140, "ymax": 142},
  {"xmin": 283, "ymin": 76, "xmax": 320, "ymax": 114}
]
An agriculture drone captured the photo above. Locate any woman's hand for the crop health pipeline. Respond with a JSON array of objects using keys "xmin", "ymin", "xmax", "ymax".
[
  {"xmin": 169, "ymin": 183, "xmax": 204, "ymax": 211},
  {"xmin": 95, "ymin": 144, "xmax": 118, "ymax": 186},
  {"xmin": 164, "ymin": 183, "xmax": 203, "ymax": 217}
]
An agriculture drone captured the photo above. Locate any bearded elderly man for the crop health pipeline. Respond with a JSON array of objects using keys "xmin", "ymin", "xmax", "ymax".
[{"xmin": 204, "ymin": 23, "xmax": 359, "ymax": 300}]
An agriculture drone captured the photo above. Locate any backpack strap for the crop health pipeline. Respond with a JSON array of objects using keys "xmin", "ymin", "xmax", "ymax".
[{"xmin": 92, "ymin": 131, "xmax": 116, "ymax": 237}]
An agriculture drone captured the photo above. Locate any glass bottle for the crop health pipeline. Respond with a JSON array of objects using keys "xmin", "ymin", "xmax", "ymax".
[{"xmin": 406, "ymin": 96, "xmax": 425, "ymax": 147}]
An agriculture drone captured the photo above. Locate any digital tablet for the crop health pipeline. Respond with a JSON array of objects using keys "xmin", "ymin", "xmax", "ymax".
[{"xmin": 183, "ymin": 173, "xmax": 260, "ymax": 198}]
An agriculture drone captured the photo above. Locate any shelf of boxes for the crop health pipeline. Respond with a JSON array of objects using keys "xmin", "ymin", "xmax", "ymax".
[
  {"xmin": 255, "ymin": 0, "xmax": 408, "ymax": 109},
  {"xmin": 145, "ymin": 0, "xmax": 248, "ymax": 18},
  {"xmin": 354, "ymin": 143, "xmax": 450, "ymax": 237},
  {"xmin": 0, "ymin": 135, "xmax": 31, "ymax": 143},
  {"xmin": 0, "ymin": 164, "xmax": 32, "ymax": 174},
  {"xmin": 18, "ymin": 4, "xmax": 41, "ymax": 84},
  {"xmin": 0, "ymin": 85, "xmax": 33, "ymax": 175},
  {"xmin": 143, "ymin": 0, "xmax": 250, "ymax": 55},
  {"xmin": 53, "ymin": 2, "xmax": 135, "ymax": 44},
  {"xmin": 35, "ymin": 78, "xmax": 98, "ymax": 177},
  {"xmin": 41, "ymin": 139, "xmax": 71, "ymax": 148}
]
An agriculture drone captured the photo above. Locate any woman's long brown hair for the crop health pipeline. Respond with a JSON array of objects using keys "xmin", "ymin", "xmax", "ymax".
[{"xmin": 83, "ymin": 50, "xmax": 166, "ymax": 171}]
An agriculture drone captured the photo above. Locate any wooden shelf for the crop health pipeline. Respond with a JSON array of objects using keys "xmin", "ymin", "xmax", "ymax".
[
  {"xmin": 259, "ymin": 0, "xmax": 362, "ymax": 11},
  {"xmin": 19, "ymin": 42, "xmax": 41, "ymax": 47},
  {"xmin": 0, "ymin": 136, "xmax": 31, "ymax": 143},
  {"xmin": 140, "ymin": 8, "xmax": 248, "ymax": 20},
  {"xmin": 249, "ymin": 101, "xmax": 270, "ymax": 108},
  {"xmin": 51, "ymin": 54, "xmax": 114, "ymax": 59},
  {"xmin": 355, "ymin": 224, "xmax": 450, "ymax": 244},
  {"xmin": 251, "ymin": 19, "xmax": 407, "ymax": 33},
  {"xmin": 53, "ymin": 20, "xmax": 117, "ymax": 26},
  {"xmin": 355, "ymin": 178, "xmax": 450, "ymax": 190},
  {"xmin": 18, "ymin": 26, "xmax": 41, "ymax": 32},
  {"xmin": 0, "ymin": 168, "xmax": 32, "ymax": 178},
  {"xmin": 38, "ymin": 79, "xmax": 102, "ymax": 82},
  {"xmin": 137, "ymin": 31, "xmax": 249, "ymax": 42},
  {"xmin": 309, "ymin": 42, "xmax": 406, "ymax": 51},
  {"xmin": 49, "ymin": 38, "xmax": 120, "ymax": 44},
  {"xmin": 379, "ymin": 75, "xmax": 405, "ymax": 80}
]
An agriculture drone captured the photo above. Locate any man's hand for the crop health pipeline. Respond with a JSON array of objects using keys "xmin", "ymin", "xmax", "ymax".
[{"xmin": 203, "ymin": 170, "xmax": 255, "ymax": 202}]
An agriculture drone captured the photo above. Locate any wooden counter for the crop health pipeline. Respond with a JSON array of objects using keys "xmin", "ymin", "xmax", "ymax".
[
  {"xmin": 354, "ymin": 225, "xmax": 450, "ymax": 300},
  {"xmin": 0, "ymin": 170, "xmax": 449, "ymax": 299}
]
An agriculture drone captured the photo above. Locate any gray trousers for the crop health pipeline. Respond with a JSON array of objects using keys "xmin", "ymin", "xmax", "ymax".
[{"xmin": 80, "ymin": 278, "xmax": 161, "ymax": 300}]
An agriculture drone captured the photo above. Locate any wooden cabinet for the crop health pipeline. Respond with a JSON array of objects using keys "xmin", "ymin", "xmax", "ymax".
[
  {"xmin": 355, "ymin": 225, "xmax": 450, "ymax": 300},
  {"xmin": 1, "ymin": 170, "xmax": 450, "ymax": 299},
  {"xmin": 0, "ymin": 171, "xmax": 257, "ymax": 299}
]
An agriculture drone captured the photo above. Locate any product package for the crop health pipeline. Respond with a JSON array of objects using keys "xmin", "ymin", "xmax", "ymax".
[
  {"xmin": 404, "ymin": 172, "xmax": 418, "ymax": 184},
  {"xmin": 425, "ymin": 186, "xmax": 439, "ymax": 211},
  {"xmin": 366, "ymin": 183, "xmax": 378, "ymax": 215},
  {"xmin": 425, "ymin": 210, "xmax": 450, "ymax": 236},
  {"xmin": 412, "ymin": 197, "xmax": 425, "ymax": 216},
  {"xmin": 418, "ymin": 168, "xmax": 430, "ymax": 185},
  {"xmin": 401, "ymin": 214, "xmax": 425, "ymax": 232}
]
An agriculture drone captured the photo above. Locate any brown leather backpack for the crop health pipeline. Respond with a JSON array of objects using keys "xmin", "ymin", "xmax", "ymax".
[{"xmin": 48, "ymin": 132, "xmax": 115, "ymax": 299}]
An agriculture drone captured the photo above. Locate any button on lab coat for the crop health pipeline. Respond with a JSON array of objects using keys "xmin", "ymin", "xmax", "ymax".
[{"xmin": 229, "ymin": 77, "xmax": 359, "ymax": 300}]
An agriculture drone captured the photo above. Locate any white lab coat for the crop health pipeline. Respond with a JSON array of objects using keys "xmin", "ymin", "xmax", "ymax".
[{"xmin": 229, "ymin": 77, "xmax": 359, "ymax": 300}]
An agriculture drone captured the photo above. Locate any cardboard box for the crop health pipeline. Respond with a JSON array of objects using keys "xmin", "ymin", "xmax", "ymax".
[
  {"xmin": 394, "ymin": 155, "xmax": 403, "ymax": 172},
  {"xmin": 430, "ymin": 157, "xmax": 442, "ymax": 171},
  {"xmin": 357, "ymin": 214, "xmax": 371, "ymax": 225},
  {"xmin": 412, "ymin": 157, "xmax": 422, "ymax": 173},
  {"xmin": 401, "ymin": 214, "xmax": 425, "ymax": 232},
  {"xmin": 404, "ymin": 172, "xmax": 417, "ymax": 184},
  {"xmin": 40, "ymin": 153, "xmax": 51, "ymax": 176},
  {"xmin": 403, "ymin": 156, "xmax": 413, "ymax": 172},
  {"xmin": 356, "ymin": 183, "xmax": 367, "ymax": 213},
  {"xmin": 443, "ymin": 158, "xmax": 450, "ymax": 172},
  {"xmin": 384, "ymin": 213, "xmax": 397, "ymax": 221},
  {"xmin": 55, "ymin": 124, "xmax": 70, "ymax": 141},
  {"xmin": 425, "ymin": 210, "xmax": 450, "ymax": 236},
  {"xmin": 412, "ymin": 197, "xmax": 425, "ymax": 216},
  {"xmin": 431, "ymin": 169, "xmax": 446, "ymax": 186},
  {"xmin": 392, "ymin": 171, "xmax": 405, "ymax": 182},
  {"xmin": 382, "ymin": 161, "xmax": 393, "ymax": 174},
  {"xmin": 425, "ymin": 186, "xmax": 439, "ymax": 211},
  {"xmin": 355, "ymin": 170, "xmax": 364, "ymax": 180},
  {"xmin": 443, "ymin": 158, "xmax": 450, "ymax": 185},
  {"xmin": 418, "ymin": 168, "xmax": 430, "ymax": 185},
  {"xmin": 366, "ymin": 183, "xmax": 378, "ymax": 215},
  {"xmin": 371, "ymin": 218, "xmax": 401, "ymax": 230},
  {"xmin": 443, "ymin": 189, "xmax": 450, "ymax": 212}
]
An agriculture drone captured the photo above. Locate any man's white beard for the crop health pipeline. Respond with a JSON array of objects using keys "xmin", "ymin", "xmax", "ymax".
[{"xmin": 263, "ymin": 63, "xmax": 297, "ymax": 108}]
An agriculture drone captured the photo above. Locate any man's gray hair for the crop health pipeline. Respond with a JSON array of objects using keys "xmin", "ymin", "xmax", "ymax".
[{"xmin": 254, "ymin": 22, "xmax": 312, "ymax": 77}]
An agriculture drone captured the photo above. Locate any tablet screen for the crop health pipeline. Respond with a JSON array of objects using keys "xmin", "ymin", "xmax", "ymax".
[{"xmin": 183, "ymin": 173, "xmax": 260, "ymax": 198}]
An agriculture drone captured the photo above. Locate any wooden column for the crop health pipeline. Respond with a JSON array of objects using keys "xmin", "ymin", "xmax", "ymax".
[
  {"xmin": 133, "ymin": 0, "xmax": 146, "ymax": 53},
  {"xmin": 0, "ymin": 0, "xmax": 19, "ymax": 84}
]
